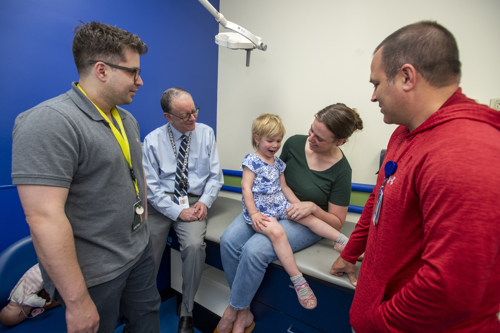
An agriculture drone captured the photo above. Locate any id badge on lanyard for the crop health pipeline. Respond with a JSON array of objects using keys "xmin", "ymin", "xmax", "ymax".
[
  {"xmin": 372, "ymin": 161, "xmax": 397, "ymax": 225},
  {"xmin": 76, "ymin": 84, "xmax": 144, "ymax": 230},
  {"xmin": 132, "ymin": 200, "xmax": 144, "ymax": 230},
  {"xmin": 179, "ymin": 196, "xmax": 190, "ymax": 209}
]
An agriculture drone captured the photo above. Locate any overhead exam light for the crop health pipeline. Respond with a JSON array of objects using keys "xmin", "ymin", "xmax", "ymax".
[{"xmin": 198, "ymin": 0, "xmax": 267, "ymax": 67}]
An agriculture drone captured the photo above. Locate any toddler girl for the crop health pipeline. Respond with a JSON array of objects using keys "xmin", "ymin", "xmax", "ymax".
[{"xmin": 241, "ymin": 114, "xmax": 350, "ymax": 310}]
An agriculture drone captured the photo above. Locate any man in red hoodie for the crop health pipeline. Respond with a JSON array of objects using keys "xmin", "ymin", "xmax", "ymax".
[{"xmin": 331, "ymin": 21, "xmax": 500, "ymax": 332}]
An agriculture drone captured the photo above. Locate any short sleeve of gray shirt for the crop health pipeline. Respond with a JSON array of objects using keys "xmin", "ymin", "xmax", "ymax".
[
  {"xmin": 13, "ymin": 105, "xmax": 80, "ymax": 187},
  {"xmin": 12, "ymin": 87, "xmax": 149, "ymax": 293}
]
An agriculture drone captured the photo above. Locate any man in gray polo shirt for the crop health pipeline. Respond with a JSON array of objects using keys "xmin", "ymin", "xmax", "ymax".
[{"xmin": 12, "ymin": 22, "xmax": 160, "ymax": 333}]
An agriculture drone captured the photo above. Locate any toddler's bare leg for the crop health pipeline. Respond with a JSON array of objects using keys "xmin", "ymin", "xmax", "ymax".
[
  {"xmin": 257, "ymin": 217, "xmax": 300, "ymax": 277},
  {"xmin": 0, "ymin": 302, "xmax": 31, "ymax": 326}
]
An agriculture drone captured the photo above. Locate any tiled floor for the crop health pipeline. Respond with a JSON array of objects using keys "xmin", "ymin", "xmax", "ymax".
[{"xmin": 114, "ymin": 296, "xmax": 202, "ymax": 333}]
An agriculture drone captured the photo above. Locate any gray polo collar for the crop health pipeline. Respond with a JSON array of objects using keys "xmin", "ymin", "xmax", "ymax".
[{"xmin": 68, "ymin": 82, "xmax": 127, "ymax": 122}]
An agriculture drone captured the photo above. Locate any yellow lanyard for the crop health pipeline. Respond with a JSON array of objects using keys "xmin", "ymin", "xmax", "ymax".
[{"xmin": 77, "ymin": 84, "xmax": 140, "ymax": 197}]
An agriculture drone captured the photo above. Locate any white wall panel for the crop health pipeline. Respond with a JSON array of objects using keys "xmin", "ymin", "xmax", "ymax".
[{"xmin": 215, "ymin": 0, "xmax": 500, "ymax": 185}]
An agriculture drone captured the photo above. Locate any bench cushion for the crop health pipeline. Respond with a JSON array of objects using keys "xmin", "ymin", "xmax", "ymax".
[{"xmin": 206, "ymin": 196, "xmax": 360, "ymax": 290}]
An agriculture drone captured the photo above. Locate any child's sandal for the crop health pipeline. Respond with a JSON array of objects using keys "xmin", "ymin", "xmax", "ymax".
[{"xmin": 294, "ymin": 282, "xmax": 317, "ymax": 310}]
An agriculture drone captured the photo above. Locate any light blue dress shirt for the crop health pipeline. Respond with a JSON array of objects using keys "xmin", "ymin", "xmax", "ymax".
[{"xmin": 143, "ymin": 123, "xmax": 224, "ymax": 220}]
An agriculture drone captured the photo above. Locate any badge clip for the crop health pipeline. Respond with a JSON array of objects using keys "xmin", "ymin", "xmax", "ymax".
[{"xmin": 372, "ymin": 161, "xmax": 398, "ymax": 225}]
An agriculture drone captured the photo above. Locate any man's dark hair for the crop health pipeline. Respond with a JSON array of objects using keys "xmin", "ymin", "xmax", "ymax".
[
  {"xmin": 161, "ymin": 87, "xmax": 192, "ymax": 114},
  {"xmin": 72, "ymin": 21, "xmax": 148, "ymax": 76},
  {"xmin": 374, "ymin": 21, "xmax": 461, "ymax": 87}
]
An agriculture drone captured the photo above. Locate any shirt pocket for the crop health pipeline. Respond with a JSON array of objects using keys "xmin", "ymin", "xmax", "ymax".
[
  {"xmin": 350, "ymin": 268, "xmax": 388, "ymax": 332},
  {"xmin": 189, "ymin": 156, "xmax": 207, "ymax": 178}
]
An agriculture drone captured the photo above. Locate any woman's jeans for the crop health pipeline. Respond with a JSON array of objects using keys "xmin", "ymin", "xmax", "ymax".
[{"xmin": 220, "ymin": 213, "xmax": 322, "ymax": 310}]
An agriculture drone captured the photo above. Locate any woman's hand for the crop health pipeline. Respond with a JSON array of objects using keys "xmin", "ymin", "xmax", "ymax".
[
  {"xmin": 286, "ymin": 202, "xmax": 317, "ymax": 221},
  {"xmin": 251, "ymin": 213, "xmax": 270, "ymax": 231}
]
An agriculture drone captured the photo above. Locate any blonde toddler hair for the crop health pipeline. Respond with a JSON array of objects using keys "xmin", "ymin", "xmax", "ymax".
[{"xmin": 251, "ymin": 114, "xmax": 286, "ymax": 150}]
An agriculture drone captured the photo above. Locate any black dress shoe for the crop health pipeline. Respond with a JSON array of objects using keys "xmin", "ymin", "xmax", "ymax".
[{"xmin": 178, "ymin": 315, "xmax": 194, "ymax": 333}]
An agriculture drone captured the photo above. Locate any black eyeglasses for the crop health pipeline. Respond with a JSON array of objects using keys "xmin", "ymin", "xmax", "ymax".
[
  {"xmin": 168, "ymin": 105, "xmax": 200, "ymax": 121},
  {"xmin": 88, "ymin": 60, "xmax": 141, "ymax": 82}
]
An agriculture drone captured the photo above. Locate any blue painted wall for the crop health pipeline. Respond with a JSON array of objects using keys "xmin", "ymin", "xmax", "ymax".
[
  {"xmin": 0, "ymin": 187, "xmax": 28, "ymax": 254},
  {"xmin": 0, "ymin": 0, "xmax": 220, "ymax": 251}
]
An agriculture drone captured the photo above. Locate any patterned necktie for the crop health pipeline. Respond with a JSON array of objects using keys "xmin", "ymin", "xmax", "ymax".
[{"xmin": 174, "ymin": 135, "xmax": 188, "ymax": 204}]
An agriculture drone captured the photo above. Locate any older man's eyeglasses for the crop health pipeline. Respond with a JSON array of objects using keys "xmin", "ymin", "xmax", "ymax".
[
  {"xmin": 168, "ymin": 105, "xmax": 200, "ymax": 121},
  {"xmin": 88, "ymin": 60, "xmax": 141, "ymax": 82}
]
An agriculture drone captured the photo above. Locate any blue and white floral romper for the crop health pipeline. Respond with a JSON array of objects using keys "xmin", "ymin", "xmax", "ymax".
[{"xmin": 241, "ymin": 154, "xmax": 291, "ymax": 224}]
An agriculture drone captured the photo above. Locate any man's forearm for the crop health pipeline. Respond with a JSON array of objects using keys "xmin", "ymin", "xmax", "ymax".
[
  {"xmin": 29, "ymin": 215, "xmax": 90, "ymax": 305},
  {"xmin": 17, "ymin": 185, "xmax": 99, "ymax": 331}
]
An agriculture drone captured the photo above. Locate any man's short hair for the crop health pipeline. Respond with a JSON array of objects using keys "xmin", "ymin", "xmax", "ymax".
[
  {"xmin": 72, "ymin": 21, "xmax": 148, "ymax": 77},
  {"xmin": 374, "ymin": 21, "xmax": 461, "ymax": 88},
  {"xmin": 160, "ymin": 88, "xmax": 193, "ymax": 114}
]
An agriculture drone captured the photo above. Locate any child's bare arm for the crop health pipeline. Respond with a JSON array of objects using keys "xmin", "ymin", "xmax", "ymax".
[
  {"xmin": 242, "ymin": 167, "xmax": 270, "ymax": 230},
  {"xmin": 279, "ymin": 173, "xmax": 300, "ymax": 204},
  {"xmin": 241, "ymin": 167, "xmax": 258, "ymax": 215}
]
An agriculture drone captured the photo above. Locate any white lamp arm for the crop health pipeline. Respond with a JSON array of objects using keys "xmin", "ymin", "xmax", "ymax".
[
  {"xmin": 198, "ymin": 0, "xmax": 267, "ymax": 51},
  {"xmin": 198, "ymin": 0, "xmax": 228, "ymax": 26},
  {"xmin": 224, "ymin": 21, "xmax": 267, "ymax": 51}
]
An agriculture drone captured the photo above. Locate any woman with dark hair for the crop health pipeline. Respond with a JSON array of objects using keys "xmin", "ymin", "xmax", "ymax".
[{"xmin": 215, "ymin": 103, "xmax": 363, "ymax": 333}]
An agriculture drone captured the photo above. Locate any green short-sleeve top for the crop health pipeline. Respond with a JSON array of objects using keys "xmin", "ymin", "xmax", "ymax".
[{"xmin": 280, "ymin": 135, "xmax": 352, "ymax": 211}]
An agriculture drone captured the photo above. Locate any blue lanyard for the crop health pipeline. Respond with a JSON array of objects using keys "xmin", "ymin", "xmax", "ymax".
[{"xmin": 372, "ymin": 161, "xmax": 398, "ymax": 225}]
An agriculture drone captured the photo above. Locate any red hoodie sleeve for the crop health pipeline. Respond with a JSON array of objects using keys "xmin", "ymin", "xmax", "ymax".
[
  {"xmin": 341, "ymin": 128, "xmax": 397, "ymax": 264},
  {"xmin": 341, "ymin": 190, "xmax": 374, "ymax": 264}
]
